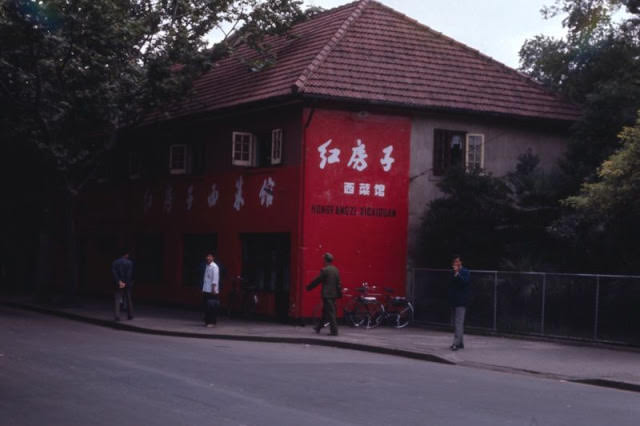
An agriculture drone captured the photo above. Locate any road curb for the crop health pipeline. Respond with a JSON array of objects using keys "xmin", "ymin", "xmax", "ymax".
[
  {"xmin": 1, "ymin": 300, "xmax": 454, "ymax": 366},
  {"xmin": 4, "ymin": 300, "xmax": 639, "ymax": 394}
]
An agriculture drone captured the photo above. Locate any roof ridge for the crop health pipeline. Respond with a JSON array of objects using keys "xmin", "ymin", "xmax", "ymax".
[
  {"xmin": 292, "ymin": 0, "xmax": 371, "ymax": 93},
  {"xmin": 368, "ymin": 1, "xmax": 577, "ymax": 107}
]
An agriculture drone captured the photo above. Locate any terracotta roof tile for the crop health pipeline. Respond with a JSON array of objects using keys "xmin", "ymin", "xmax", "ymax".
[{"xmin": 159, "ymin": 0, "xmax": 580, "ymax": 122}]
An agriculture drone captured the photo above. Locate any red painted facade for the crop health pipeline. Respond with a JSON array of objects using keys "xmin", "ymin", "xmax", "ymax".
[
  {"xmin": 78, "ymin": 107, "xmax": 411, "ymax": 319},
  {"xmin": 298, "ymin": 109, "xmax": 411, "ymax": 317}
]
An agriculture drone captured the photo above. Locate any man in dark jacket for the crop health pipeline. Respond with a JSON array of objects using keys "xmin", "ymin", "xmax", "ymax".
[
  {"xmin": 448, "ymin": 254, "xmax": 470, "ymax": 350},
  {"xmin": 306, "ymin": 253, "xmax": 342, "ymax": 336},
  {"xmin": 112, "ymin": 251, "xmax": 134, "ymax": 321}
]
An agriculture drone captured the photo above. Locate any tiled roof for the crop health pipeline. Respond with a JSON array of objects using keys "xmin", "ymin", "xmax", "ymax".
[{"xmin": 166, "ymin": 0, "xmax": 580, "ymax": 122}]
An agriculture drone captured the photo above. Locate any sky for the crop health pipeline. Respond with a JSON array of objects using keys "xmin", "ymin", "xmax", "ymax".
[{"xmin": 303, "ymin": 0, "xmax": 567, "ymax": 69}]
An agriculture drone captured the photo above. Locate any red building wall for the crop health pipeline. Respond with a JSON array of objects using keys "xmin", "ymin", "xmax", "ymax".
[
  {"xmin": 78, "ymin": 106, "xmax": 411, "ymax": 320},
  {"xmin": 298, "ymin": 108, "xmax": 411, "ymax": 317},
  {"xmin": 79, "ymin": 167, "xmax": 301, "ymax": 311}
]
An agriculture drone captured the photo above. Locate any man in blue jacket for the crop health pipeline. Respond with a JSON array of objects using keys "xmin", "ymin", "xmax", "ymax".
[
  {"xmin": 448, "ymin": 255, "xmax": 470, "ymax": 350},
  {"xmin": 112, "ymin": 250, "xmax": 134, "ymax": 321}
]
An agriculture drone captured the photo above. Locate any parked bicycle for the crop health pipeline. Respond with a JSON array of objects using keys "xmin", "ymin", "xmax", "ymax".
[
  {"xmin": 343, "ymin": 283, "xmax": 384, "ymax": 329},
  {"xmin": 373, "ymin": 287, "xmax": 414, "ymax": 328}
]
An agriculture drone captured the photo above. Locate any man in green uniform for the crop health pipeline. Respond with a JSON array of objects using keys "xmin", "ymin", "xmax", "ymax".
[{"xmin": 306, "ymin": 253, "xmax": 342, "ymax": 336}]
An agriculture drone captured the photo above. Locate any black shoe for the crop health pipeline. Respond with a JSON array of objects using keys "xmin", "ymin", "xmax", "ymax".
[
  {"xmin": 450, "ymin": 345, "xmax": 458, "ymax": 351},
  {"xmin": 114, "ymin": 317, "xmax": 121, "ymax": 322},
  {"xmin": 313, "ymin": 325, "xmax": 321, "ymax": 334},
  {"xmin": 458, "ymin": 344, "xmax": 464, "ymax": 349}
]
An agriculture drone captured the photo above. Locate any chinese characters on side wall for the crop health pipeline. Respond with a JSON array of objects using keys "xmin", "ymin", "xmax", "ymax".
[{"xmin": 318, "ymin": 138, "xmax": 395, "ymax": 198}]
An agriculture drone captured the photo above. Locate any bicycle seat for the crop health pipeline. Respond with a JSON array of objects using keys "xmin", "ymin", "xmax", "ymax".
[{"xmin": 362, "ymin": 296, "xmax": 378, "ymax": 303}]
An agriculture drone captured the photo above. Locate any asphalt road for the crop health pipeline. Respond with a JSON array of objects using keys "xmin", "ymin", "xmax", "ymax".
[{"xmin": 1, "ymin": 306, "xmax": 638, "ymax": 426}]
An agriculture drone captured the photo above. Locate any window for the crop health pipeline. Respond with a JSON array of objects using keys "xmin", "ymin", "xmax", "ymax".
[
  {"xmin": 466, "ymin": 134, "xmax": 485, "ymax": 171},
  {"xmin": 233, "ymin": 130, "xmax": 283, "ymax": 167},
  {"xmin": 271, "ymin": 129, "xmax": 283, "ymax": 165},
  {"xmin": 169, "ymin": 144, "xmax": 189, "ymax": 175},
  {"xmin": 433, "ymin": 129, "xmax": 467, "ymax": 176},
  {"xmin": 232, "ymin": 132, "xmax": 255, "ymax": 166}
]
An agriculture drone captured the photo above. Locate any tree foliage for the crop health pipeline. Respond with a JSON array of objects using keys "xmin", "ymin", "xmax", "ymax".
[
  {"xmin": 416, "ymin": 154, "xmax": 567, "ymax": 271},
  {"xmin": 519, "ymin": 0, "xmax": 640, "ymax": 185},
  {"xmin": 417, "ymin": 167, "xmax": 513, "ymax": 269},
  {"xmin": 0, "ymin": 0, "xmax": 305, "ymax": 295},
  {"xmin": 0, "ymin": 0, "xmax": 304, "ymax": 190},
  {"xmin": 556, "ymin": 112, "xmax": 640, "ymax": 272}
]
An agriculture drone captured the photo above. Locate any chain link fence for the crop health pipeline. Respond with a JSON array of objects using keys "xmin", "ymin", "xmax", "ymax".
[{"xmin": 409, "ymin": 268, "xmax": 640, "ymax": 346}]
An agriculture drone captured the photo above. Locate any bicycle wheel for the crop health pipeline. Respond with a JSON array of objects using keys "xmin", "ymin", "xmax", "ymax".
[
  {"xmin": 394, "ymin": 302, "xmax": 414, "ymax": 328},
  {"xmin": 365, "ymin": 302, "xmax": 384, "ymax": 329},
  {"xmin": 347, "ymin": 301, "xmax": 370, "ymax": 327}
]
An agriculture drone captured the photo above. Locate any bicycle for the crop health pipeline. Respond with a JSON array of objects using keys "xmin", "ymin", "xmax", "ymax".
[
  {"xmin": 374, "ymin": 287, "xmax": 414, "ymax": 328},
  {"xmin": 342, "ymin": 283, "xmax": 385, "ymax": 329}
]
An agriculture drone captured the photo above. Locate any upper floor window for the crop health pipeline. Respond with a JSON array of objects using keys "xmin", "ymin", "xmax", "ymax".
[
  {"xmin": 169, "ymin": 144, "xmax": 190, "ymax": 175},
  {"xmin": 232, "ymin": 132, "xmax": 255, "ymax": 166},
  {"xmin": 232, "ymin": 129, "xmax": 283, "ymax": 167},
  {"xmin": 466, "ymin": 134, "xmax": 485, "ymax": 171},
  {"xmin": 433, "ymin": 129, "xmax": 485, "ymax": 175},
  {"xmin": 271, "ymin": 129, "xmax": 283, "ymax": 165},
  {"xmin": 433, "ymin": 129, "xmax": 466, "ymax": 176}
]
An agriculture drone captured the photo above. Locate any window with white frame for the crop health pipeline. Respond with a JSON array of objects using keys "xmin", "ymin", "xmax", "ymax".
[
  {"xmin": 232, "ymin": 132, "xmax": 255, "ymax": 166},
  {"xmin": 169, "ymin": 144, "xmax": 188, "ymax": 174},
  {"xmin": 271, "ymin": 128, "xmax": 283, "ymax": 165},
  {"xmin": 466, "ymin": 134, "xmax": 485, "ymax": 171}
]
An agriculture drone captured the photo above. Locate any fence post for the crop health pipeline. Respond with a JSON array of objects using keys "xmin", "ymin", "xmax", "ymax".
[
  {"xmin": 493, "ymin": 271, "xmax": 498, "ymax": 332},
  {"xmin": 541, "ymin": 273, "xmax": 546, "ymax": 335},
  {"xmin": 594, "ymin": 275, "xmax": 600, "ymax": 341}
]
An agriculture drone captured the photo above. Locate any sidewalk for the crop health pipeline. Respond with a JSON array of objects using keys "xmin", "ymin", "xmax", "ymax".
[{"xmin": 3, "ymin": 296, "xmax": 639, "ymax": 393}]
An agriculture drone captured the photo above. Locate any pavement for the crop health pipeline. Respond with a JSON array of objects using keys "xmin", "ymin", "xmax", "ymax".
[{"xmin": 2, "ymin": 296, "xmax": 639, "ymax": 393}]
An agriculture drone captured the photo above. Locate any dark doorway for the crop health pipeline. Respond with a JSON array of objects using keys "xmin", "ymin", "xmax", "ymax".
[
  {"xmin": 134, "ymin": 233, "xmax": 165, "ymax": 285},
  {"xmin": 241, "ymin": 233, "xmax": 291, "ymax": 321},
  {"xmin": 183, "ymin": 234, "xmax": 218, "ymax": 288}
]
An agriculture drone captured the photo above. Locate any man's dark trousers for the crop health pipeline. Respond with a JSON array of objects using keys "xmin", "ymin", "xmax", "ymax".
[
  {"xmin": 320, "ymin": 297, "xmax": 338, "ymax": 335},
  {"xmin": 114, "ymin": 287, "xmax": 133, "ymax": 320},
  {"xmin": 203, "ymin": 292, "xmax": 218, "ymax": 325}
]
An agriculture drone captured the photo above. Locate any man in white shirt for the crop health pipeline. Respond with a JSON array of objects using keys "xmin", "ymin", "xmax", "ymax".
[{"xmin": 202, "ymin": 253, "xmax": 220, "ymax": 327}]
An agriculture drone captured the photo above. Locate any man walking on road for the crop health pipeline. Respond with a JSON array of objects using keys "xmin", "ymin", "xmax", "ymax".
[
  {"xmin": 306, "ymin": 253, "xmax": 342, "ymax": 336},
  {"xmin": 449, "ymin": 254, "xmax": 470, "ymax": 351},
  {"xmin": 112, "ymin": 250, "xmax": 134, "ymax": 321},
  {"xmin": 202, "ymin": 253, "xmax": 220, "ymax": 327}
]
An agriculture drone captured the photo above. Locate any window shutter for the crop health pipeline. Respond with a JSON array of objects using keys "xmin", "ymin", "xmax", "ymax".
[{"xmin": 271, "ymin": 129, "xmax": 283, "ymax": 165}]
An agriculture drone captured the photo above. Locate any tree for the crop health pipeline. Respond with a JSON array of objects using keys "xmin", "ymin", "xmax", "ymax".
[
  {"xmin": 0, "ymin": 0, "xmax": 305, "ymax": 299},
  {"xmin": 416, "ymin": 167, "xmax": 513, "ymax": 269},
  {"xmin": 519, "ymin": 0, "xmax": 640, "ymax": 186},
  {"xmin": 558, "ymin": 112, "xmax": 640, "ymax": 272},
  {"xmin": 416, "ymin": 154, "xmax": 570, "ymax": 271}
]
